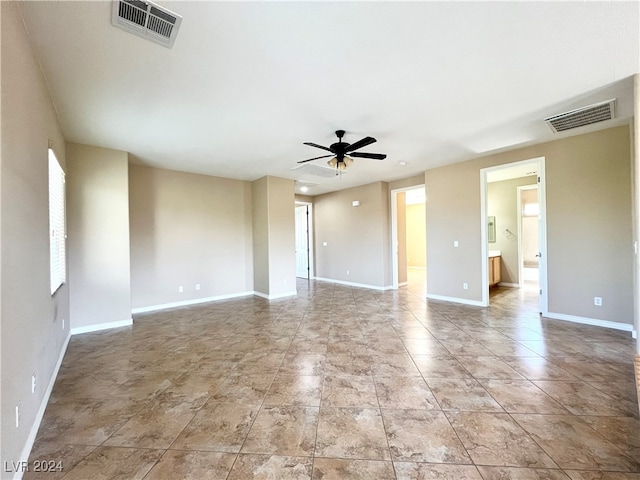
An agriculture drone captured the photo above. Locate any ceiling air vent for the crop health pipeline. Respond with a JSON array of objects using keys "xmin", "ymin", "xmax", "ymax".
[
  {"xmin": 112, "ymin": 0, "xmax": 182, "ymax": 48},
  {"xmin": 544, "ymin": 99, "xmax": 615, "ymax": 133},
  {"xmin": 292, "ymin": 163, "xmax": 344, "ymax": 178}
]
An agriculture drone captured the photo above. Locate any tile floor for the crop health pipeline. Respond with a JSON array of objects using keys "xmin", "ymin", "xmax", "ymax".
[{"xmin": 26, "ymin": 272, "xmax": 639, "ymax": 479}]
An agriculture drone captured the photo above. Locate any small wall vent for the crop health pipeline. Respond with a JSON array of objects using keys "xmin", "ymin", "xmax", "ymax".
[
  {"xmin": 112, "ymin": 0, "xmax": 182, "ymax": 48},
  {"xmin": 544, "ymin": 99, "xmax": 615, "ymax": 133}
]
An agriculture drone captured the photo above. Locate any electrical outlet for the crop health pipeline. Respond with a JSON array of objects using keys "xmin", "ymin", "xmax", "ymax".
[
  {"xmin": 453, "ymin": 240, "xmax": 459, "ymax": 247},
  {"xmin": 32, "ymin": 374, "xmax": 36, "ymax": 394},
  {"xmin": 195, "ymin": 284, "xmax": 201, "ymax": 290},
  {"xmin": 346, "ymin": 270, "xmax": 350, "ymax": 276},
  {"xmin": 15, "ymin": 403, "xmax": 20, "ymax": 428},
  {"xmin": 463, "ymin": 283, "xmax": 469, "ymax": 290},
  {"xmin": 62, "ymin": 318, "xmax": 65, "ymax": 330},
  {"xmin": 178, "ymin": 285, "xmax": 184, "ymax": 293},
  {"xmin": 594, "ymin": 297, "xmax": 602, "ymax": 306}
]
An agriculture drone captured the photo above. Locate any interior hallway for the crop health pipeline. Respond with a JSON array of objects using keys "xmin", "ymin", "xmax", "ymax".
[{"xmin": 25, "ymin": 278, "xmax": 639, "ymax": 479}]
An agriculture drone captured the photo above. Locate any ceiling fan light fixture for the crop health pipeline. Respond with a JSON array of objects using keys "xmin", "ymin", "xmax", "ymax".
[{"xmin": 327, "ymin": 157, "xmax": 338, "ymax": 168}]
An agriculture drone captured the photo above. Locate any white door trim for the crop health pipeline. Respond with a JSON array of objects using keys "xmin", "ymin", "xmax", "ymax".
[
  {"xmin": 390, "ymin": 185, "xmax": 425, "ymax": 289},
  {"xmin": 480, "ymin": 157, "xmax": 548, "ymax": 314},
  {"xmin": 294, "ymin": 202, "xmax": 314, "ymax": 279}
]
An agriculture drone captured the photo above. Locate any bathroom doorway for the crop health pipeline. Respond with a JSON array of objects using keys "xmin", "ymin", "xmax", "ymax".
[{"xmin": 481, "ymin": 158, "xmax": 548, "ymax": 314}]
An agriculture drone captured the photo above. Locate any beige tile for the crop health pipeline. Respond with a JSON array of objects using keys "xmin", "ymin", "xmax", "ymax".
[
  {"xmin": 394, "ymin": 462, "xmax": 483, "ymax": 479},
  {"xmin": 280, "ymin": 353, "xmax": 326, "ymax": 376},
  {"xmin": 241, "ymin": 406, "xmax": 319, "ymax": 456},
  {"xmin": 26, "ymin": 279, "xmax": 640, "ymax": 480},
  {"xmin": 227, "ymin": 454, "xmax": 312, "ymax": 480},
  {"xmin": 315, "ymin": 407, "xmax": 390, "ymax": 460},
  {"xmin": 426, "ymin": 377, "xmax": 503, "ymax": 412},
  {"xmin": 476, "ymin": 466, "xmax": 571, "ymax": 479},
  {"xmin": 456, "ymin": 356, "xmax": 525, "ymax": 380},
  {"xmin": 374, "ymin": 376, "xmax": 440, "ymax": 410},
  {"xmin": 312, "ymin": 458, "xmax": 395, "ymax": 479},
  {"xmin": 58, "ymin": 446, "xmax": 163, "ymax": 480},
  {"xmin": 209, "ymin": 373, "xmax": 274, "ymax": 405},
  {"xmin": 478, "ymin": 379, "xmax": 569, "ymax": 414},
  {"xmin": 264, "ymin": 374, "xmax": 323, "ymax": 407},
  {"xmin": 446, "ymin": 412, "xmax": 557, "ymax": 468},
  {"xmin": 321, "ymin": 374, "xmax": 379, "ymax": 408},
  {"xmin": 103, "ymin": 392, "xmax": 200, "ymax": 449},
  {"xmin": 24, "ymin": 444, "xmax": 96, "ymax": 480},
  {"xmin": 533, "ymin": 381, "xmax": 636, "ymax": 416},
  {"xmin": 381, "ymin": 409, "xmax": 471, "ymax": 463},
  {"xmin": 144, "ymin": 450, "xmax": 236, "ymax": 480},
  {"xmin": 512, "ymin": 414, "xmax": 640, "ymax": 472},
  {"xmin": 171, "ymin": 402, "xmax": 258, "ymax": 452},
  {"xmin": 371, "ymin": 354, "xmax": 422, "ymax": 376},
  {"xmin": 412, "ymin": 355, "xmax": 473, "ymax": 379},
  {"xmin": 565, "ymin": 472, "xmax": 640, "ymax": 479}
]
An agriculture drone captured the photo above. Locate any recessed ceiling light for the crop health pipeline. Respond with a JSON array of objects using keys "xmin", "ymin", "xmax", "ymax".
[
  {"xmin": 398, "ymin": 161, "xmax": 407, "ymax": 167},
  {"xmin": 300, "ymin": 186, "xmax": 309, "ymax": 193}
]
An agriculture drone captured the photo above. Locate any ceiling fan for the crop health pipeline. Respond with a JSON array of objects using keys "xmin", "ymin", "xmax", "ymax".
[{"xmin": 298, "ymin": 130, "xmax": 386, "ymax": 172}]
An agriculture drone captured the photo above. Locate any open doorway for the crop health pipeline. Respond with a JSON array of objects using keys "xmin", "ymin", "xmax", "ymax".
[
  {"xmin": 481, "ymin": 158, "xmax": 548, "ymax": 314},
  {"xmin": 391, "ymin": 186, "xmax": 426, "ymax": 291},
  {"xmin": 518, "ymin": 185, "xmax": 540, "ymax": 285},
  {"xmin": 295, "ymin": 203, "xmax": 313, "ymax": 279}
]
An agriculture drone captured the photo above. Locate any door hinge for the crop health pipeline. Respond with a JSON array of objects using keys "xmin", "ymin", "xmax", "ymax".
[{"xmin": 539, "ymin": 289, "xmax": 542, "ymax": 295}]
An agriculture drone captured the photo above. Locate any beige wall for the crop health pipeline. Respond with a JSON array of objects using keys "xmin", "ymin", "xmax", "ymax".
[
  {"xmin": 487, "ymin": 176, "xmax": 536, "ymax": 284},
  {"xmin": 314, "ymin": 182, "xmax": 391, "ymax": 288},
  {"xmin": 67, "ymin": 144, "xmax": 131, "ymax": 330},
  {"xmin": 130, "ymin": 165, "xmax": 254, "ymax": 309},
  {"xmin": 1, "ymin": 1, "xmax": 70, "ymax": 468},
  {"xmin": 252, "ymin": 176, "xmax": 296, "ymax": 298},
  {"xmin": 426, "ymin": 126, "xmax": 634, "ymax": 327},
  {"xmin": 406, "ymin": 203, "xmax": 426, "ymax": 268}
]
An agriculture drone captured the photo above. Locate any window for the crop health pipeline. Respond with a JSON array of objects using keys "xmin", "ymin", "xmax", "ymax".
[{"xmin": 49, "ymin": 148, "xmax": 66, "ymax": 294}]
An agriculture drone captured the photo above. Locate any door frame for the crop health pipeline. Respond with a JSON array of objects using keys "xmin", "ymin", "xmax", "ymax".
[
  {"xmin": 480, "ymin": 157, "xmax": 548, "ymax": 314},
  {"xmin": 294, "ymin": 202, "xmax": 314, "ymax": 279},
  {"xmin": 390, "ymin": 185, "xmax": 426, "ymax": 289}
]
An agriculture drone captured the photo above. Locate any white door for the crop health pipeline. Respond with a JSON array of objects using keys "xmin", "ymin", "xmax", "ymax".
[{"xmin": 295, "ymin": 205, "xmax": 309, "ymax": 278}]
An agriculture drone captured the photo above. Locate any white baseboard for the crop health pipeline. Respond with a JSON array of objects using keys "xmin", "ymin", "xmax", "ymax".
[
  {"xmin": 131, "ymin": 291, "xmax": 255, "ymax": 314},
  {"xmin": 70, "ymin": 318, "xmax": 133, "ymax": 335},
  {"xmin": 397, "ymin": 282, "xmax": 408, "ymax": 288},
  {"xmin": 426, "ymin": 293, "xmax": 485, "ymax": 307},
  {"xmin": 498, "ymin": 282, "xmax": 520, "ymax": 288},
  {"xmin": 313, "ymin": 276, "xmax": 393, "ymax": 291},
  {"xmin": 253, "ymin": 290, "xmax": 297, "ymax": 300},
  {"xmin": 14, "ymin": 331, "xmax": 71, "ymax": 480},
  {"xmin": 545, "ymin": 311, "xmax": 635, "ymax": 334}
]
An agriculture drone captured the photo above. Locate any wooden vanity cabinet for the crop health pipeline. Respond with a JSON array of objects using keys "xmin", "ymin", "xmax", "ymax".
[{"xmin": 489, "ymin": 256, "xmax": 501, "ymax": 287}]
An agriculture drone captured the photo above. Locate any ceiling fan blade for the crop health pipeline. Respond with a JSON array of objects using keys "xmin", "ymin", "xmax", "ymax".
[
  {"xmin": 345, "ymin": 136, "xmax": 376, "ymax": 152},
  {"xmin": 297, "ymin": 154, "xmax": 334, "ymax": 164},
  {"xmin": 350, "ymin": 152, "xmax": 387, "ymax": 160},
  {"xmin": 303, "ymin": 142, "xmax": 334, "ymax": 153}
]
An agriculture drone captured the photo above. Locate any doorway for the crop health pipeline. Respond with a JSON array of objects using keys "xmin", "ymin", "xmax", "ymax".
[
  {"xmin": 391, "ymin": 186, "xmax": 426, "ymax": 290},
  {"xmin": 295, "ymin": 203, "xmax": 313, "ymax": 279},
  {"xmin": 518, "ymin": 185, "xmax": 540, "ymax": 286},
  {"xmin": 481, "ymin": 158, "xmax": 548, "ymax": 314}
]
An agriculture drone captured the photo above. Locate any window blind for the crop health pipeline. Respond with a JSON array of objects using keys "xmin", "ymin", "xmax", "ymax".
[{"xmin": 49, "ymin": 148, "xmax": 66, "ymax": 295}]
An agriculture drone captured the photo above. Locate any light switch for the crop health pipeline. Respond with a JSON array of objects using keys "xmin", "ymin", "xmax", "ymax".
[{"xmin": 453, "ymin": 240, "xmax": 459, "ymax": 247}]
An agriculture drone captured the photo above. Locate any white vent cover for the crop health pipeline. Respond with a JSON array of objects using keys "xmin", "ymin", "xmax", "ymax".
[
  {"xmin": 112, "ymin": 0, "xmax": 182, "ymax": 48},
  {"xmin": 544, "ymin": 99, "xmax": 616, "ymax": 133}
]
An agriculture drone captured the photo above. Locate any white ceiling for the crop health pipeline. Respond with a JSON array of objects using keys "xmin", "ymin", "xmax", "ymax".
[{"xmin": 17, "ymin": 1, "xmax": 639, "ymax": 196}]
